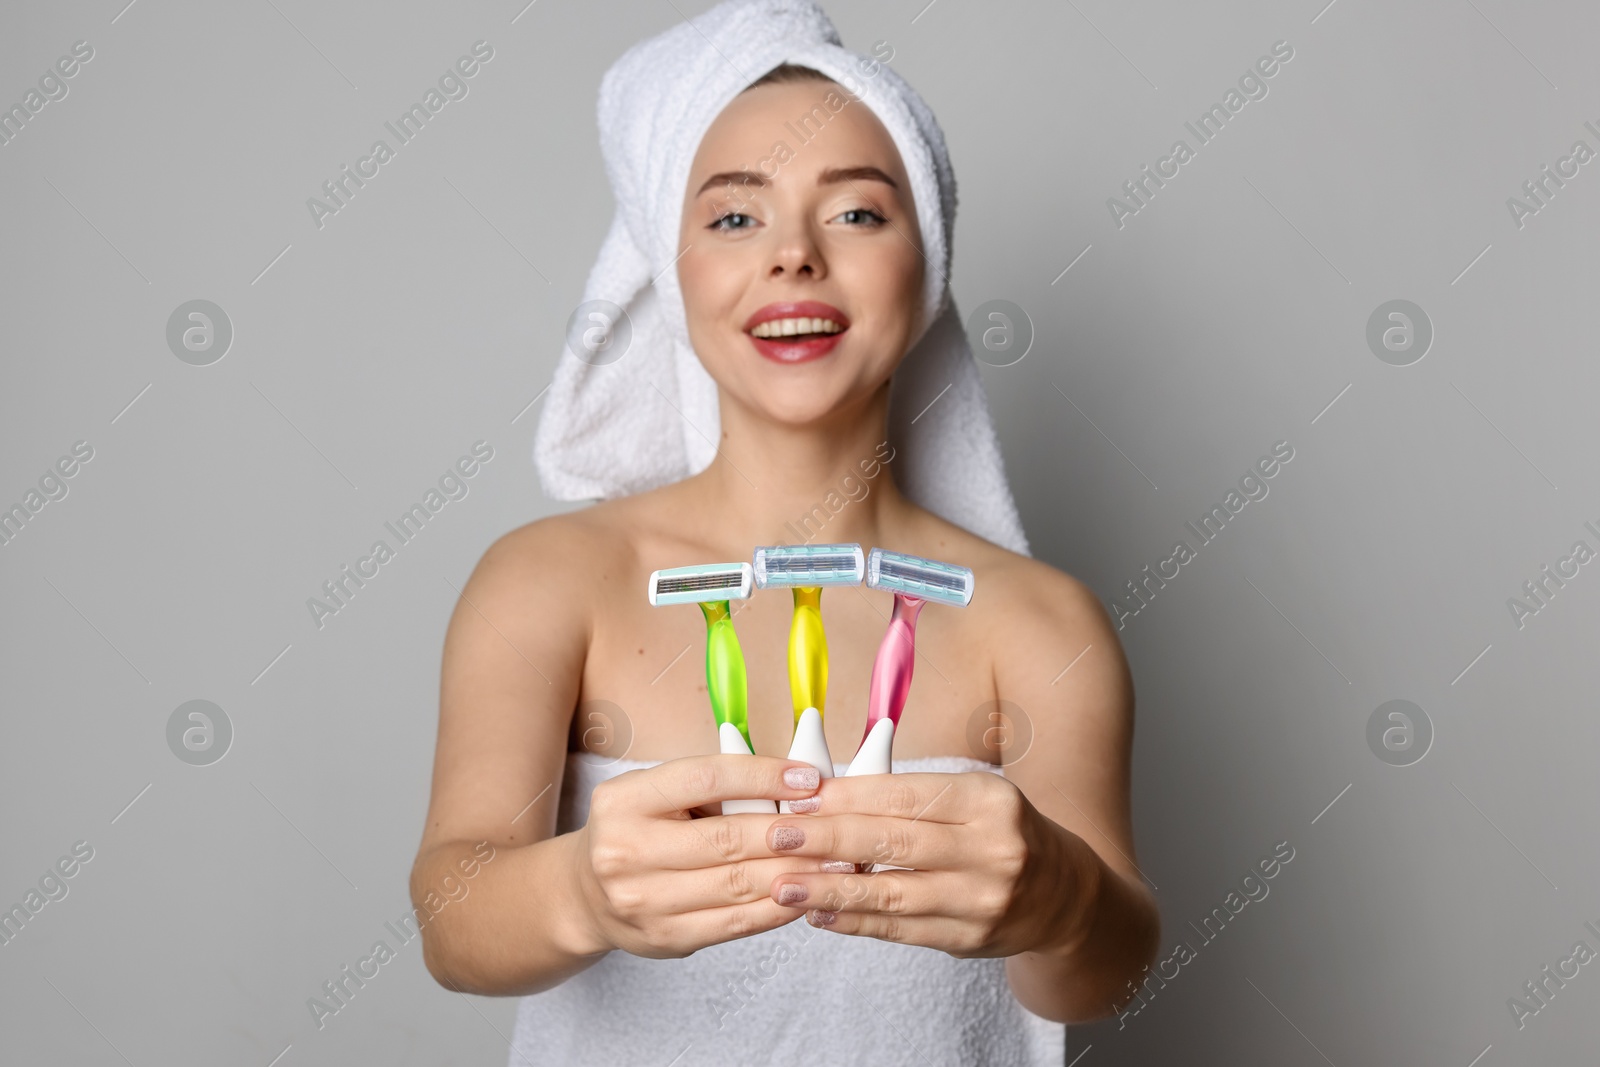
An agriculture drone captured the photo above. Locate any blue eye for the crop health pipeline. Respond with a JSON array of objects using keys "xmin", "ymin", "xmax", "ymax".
[{"xmin": 710, "ymin": 212, "xmax": 755, "ymax": 231}]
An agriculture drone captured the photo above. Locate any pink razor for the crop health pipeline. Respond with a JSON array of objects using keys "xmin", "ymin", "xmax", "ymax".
[{"xmin": 844, "ymin": 548, "xmax": 975, "ymax": 778}]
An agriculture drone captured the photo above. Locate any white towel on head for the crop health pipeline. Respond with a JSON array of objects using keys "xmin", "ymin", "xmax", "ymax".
[{"xmin": 532, "ymin": 0, "xmax": 1031, "ymax": 557}]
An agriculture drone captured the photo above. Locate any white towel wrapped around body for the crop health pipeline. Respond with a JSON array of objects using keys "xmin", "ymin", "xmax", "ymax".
[{"xmin": 504, "ymin": 751, "xmax": 1067, "ymax": 1066}]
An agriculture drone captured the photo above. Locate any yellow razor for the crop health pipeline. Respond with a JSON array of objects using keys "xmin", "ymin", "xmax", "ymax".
[{"xmin": 752, "ymin": 543, "xmax": 866, "ymax": 813}]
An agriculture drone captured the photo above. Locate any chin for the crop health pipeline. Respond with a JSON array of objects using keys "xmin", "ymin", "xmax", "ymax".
[{"xmin": 754, "ymin": 394, "xmax": 848, "ymax": 426}]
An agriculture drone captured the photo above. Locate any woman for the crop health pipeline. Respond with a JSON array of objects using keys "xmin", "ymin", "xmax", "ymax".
[{"xmin": 410, "ymin": 2, "xmax": 1159, "ymax": 1062}]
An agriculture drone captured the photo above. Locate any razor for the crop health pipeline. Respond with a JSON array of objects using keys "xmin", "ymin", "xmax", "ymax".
[
  {"xmin": 844, "ymin": 548, "xmax": 975, "ymax": 779},
  {"xmin": 752, "ymin": 543, "xmax": 866, "ymax": 813},
  {"xmin": 646, "ymin": 561, "xmax": 776, "ymax": 815}
]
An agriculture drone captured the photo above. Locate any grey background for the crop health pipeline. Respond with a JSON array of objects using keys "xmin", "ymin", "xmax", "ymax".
[{"xmin": 2, "ymin": 0, "xmax": 1597, "ymax": 1064}]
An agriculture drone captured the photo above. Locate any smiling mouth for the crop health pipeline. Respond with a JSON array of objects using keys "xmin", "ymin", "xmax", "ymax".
[
  {"xmin": 746, "ymin": 319, "xmax": 848, "ymax": 364},
  {"xmin": 744, "ymin": 302, "xmax": 851, "ymax": 364},
  {"xmin": 749, "ymin": 316, "xmax": 847, "ymax": 340}
]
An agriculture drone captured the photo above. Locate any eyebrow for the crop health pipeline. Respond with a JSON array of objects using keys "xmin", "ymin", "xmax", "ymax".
[{"xmin": 695, "ymin": 165, "xmax": 899, "ymax": 198}]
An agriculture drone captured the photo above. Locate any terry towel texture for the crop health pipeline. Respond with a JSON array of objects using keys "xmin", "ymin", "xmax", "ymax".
[
  {"xmin": 532, "ymin": 0, "xmax": 1032, "ymax": 557},
  {"xmin": 506, "ymin": 752, "xmax": 1068, "ymax": 1066}
]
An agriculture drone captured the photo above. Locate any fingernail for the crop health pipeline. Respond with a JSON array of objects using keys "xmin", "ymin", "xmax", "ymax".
[
  {"xmin": 777, "ymin": 883, "xmax": 808, "ymax": 905},
  {"xmin": 771, "ymin": 825, "xmax": 805, "ymax": 851},
  {"xmin": 820, "ymin": 860, "xmax": 855, "ymax": 873},
  {"xmin": 784, "ymin": 767, "xmax": 819, "ymax": 790},
  {"xmin": 808, "ymin": 909, "xmax": 837, "ymax": 927},
  {"xmin": 787, "ymin": 795, "xmax": 820, "ymax": 813}
]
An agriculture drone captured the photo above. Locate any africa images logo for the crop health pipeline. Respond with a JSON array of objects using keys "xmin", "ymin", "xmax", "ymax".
[
  {"xmin": 1111, "ymin": 441, "xmax": 1295, "ymax": 629},
  {"xmin": 1106, "ymin": 40, "xmax": 1296, "ymax": 229}
]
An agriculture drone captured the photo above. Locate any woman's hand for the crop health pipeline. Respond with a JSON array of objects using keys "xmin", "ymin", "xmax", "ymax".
[
  {"xmin": 569, "ymin": 754, "xmax": 851, "ymax": 960},
  {"xmin": 759, "ymin": 771, "xmax": 1100, "ymax": 958}
]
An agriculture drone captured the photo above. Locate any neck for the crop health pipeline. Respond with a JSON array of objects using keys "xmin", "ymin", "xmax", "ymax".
[{"xmin": 674, "ymin": 380, "xmax": 912, "ymax": 552}]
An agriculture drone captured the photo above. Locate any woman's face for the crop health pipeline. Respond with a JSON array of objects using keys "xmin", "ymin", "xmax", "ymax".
[{"xmin": 677, "ymin": 77, "xmax": 925, "ymax": 426}]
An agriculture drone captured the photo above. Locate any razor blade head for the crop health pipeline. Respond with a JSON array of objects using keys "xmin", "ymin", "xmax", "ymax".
[
  {"xmin": 752, "ymin": 543, "xmax": 866, "ymax": 588},
  {"xmin": 866, "ymin": 547, "xmax": 974, "ymax": 608},
  {"xmin": 647, "ymin": 562, "xmax": 754, "ymax": 606}
]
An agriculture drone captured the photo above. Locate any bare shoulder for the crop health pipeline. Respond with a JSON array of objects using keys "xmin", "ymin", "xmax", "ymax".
[
  {"xmin": 469, "ymin": 497, "xmax": 642, "ymax": 595},
  {"xmin": 982, "ymin": 548, "xmax": 1113, "ymax": 645},
  {"xmin": 911, "ymin": 511, "xmax": 1130, "ymax": 710},
  {"xmin": 910, "ymin": 512, "xmax": 1106, "ymax": 631}
]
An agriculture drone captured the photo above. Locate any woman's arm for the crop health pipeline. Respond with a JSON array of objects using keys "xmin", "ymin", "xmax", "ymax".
[
  {"xmin": 409, "ymin": 517, "xmax": 606, "ymax": 996},
  {"xmin": 995, "ymin": 565, "xmax": 1161, "ymax": 1023}
]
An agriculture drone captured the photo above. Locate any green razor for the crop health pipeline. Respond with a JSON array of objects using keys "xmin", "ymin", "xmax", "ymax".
[{"xmin": 647, "ymin": 560, "xmax": 776, "ymax": 814}]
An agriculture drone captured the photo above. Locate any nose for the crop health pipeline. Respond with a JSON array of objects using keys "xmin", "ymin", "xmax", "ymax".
[{"xmin": 766, "ymin": 215, "xmax": 826, "ymax": 282}]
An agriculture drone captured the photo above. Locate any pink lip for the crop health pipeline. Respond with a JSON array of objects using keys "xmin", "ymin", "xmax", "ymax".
[{"xmin": 743, "ymin": 301, "xmax": 850, "ymax": 365}]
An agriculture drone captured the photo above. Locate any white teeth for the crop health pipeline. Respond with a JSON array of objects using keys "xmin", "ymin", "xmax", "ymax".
[{"xmin": 751, "ymin": 317, "xmax": 844, "ymax": 338}]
